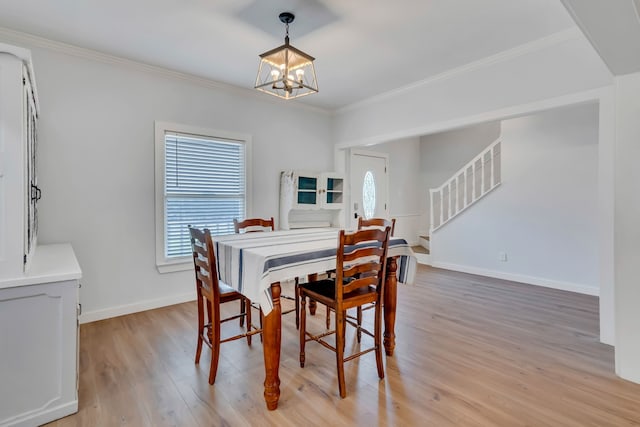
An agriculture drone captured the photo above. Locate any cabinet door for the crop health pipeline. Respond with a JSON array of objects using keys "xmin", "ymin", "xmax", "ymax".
[
  {"xmin": 293, "ymin": 173, "xmax": 319, "ymax": 210},
  {"xmin": 320, "ymin": 173, "xmax": 344, "ymax": 209},
  {"xmin": 0, "ymin": 280, "xmax": 79, "ymax": 426}
]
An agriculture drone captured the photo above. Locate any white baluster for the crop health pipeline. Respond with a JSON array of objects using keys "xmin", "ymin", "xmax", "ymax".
[
  {"xmin": 472, "ymin": 162, "xmax": 476, "ymax": 200},
  {"xmin": 464, "ymin": 168, "xmax": 468, "ymax": 208},
  {"xmin": 455, "ymin": 175, "xmax": 460, "ymax": 214},
  {"xmin": 448, "ymin": 182, "xmax": 452, "ymax": 219},
  {"xmin": 429, "ymin": 189, "xmax": 434, "ymax": 232},
  {"xmin": 481, "ymin": 154, "xmax": 485, "ymax": 194},
  {"xmin": 439, "ymin": 189, "xmax": 444, "ymax": 226},
  {"xmin": 490, "ymin": 145, "xmax": 495, "ymax": 187}
]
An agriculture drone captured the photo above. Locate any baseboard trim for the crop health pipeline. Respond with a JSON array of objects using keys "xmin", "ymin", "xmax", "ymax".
[
  {"xmin": 79, "ymin": 292, "xmax": 196, "ymax": 324},
  {"xmin": 415, "ymin": 253, "xmax": 432, "ymax": 266},
  {"xmin": 2, "ymin": 400, "xmax": 78, "ymax": 427},
  {"xmin": 431, "ymin": 261, "xmax": 599, "ymax": 296}
]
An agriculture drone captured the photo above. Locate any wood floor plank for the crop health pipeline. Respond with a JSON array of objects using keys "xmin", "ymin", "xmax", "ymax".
[{"xmin": 45, "ymin": 265, "xmax": 640, "ymax": 426}]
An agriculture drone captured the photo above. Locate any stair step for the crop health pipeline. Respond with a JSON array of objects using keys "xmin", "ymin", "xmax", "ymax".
[
  {"xmin": 411, "ymin": 245, "xmax": 430, "ymax": 255},
  {"xmin": 419, "ymin": 235, "xmax": 430, "ymax": 241}
]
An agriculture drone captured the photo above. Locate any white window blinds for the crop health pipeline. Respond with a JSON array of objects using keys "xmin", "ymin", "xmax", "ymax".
[{"xmin": 164, "ymin": 132, "xmax": 246, "ymax": 258}]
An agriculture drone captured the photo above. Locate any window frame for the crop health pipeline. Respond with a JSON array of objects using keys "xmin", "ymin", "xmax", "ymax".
[{"xmin": 154, "ymin": 121, "xmax": 252, "ymax": 273}]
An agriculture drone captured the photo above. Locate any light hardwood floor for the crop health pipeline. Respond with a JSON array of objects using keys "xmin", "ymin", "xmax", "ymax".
[{"xmin": 47, "ymin": 265, "xmax": 640, "ymax": 426}]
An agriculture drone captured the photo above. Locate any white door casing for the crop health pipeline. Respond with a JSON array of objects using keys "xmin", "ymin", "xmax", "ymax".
[{"xmin": 349, "ymin": 150, "xmax": 389, "ymax": 230}]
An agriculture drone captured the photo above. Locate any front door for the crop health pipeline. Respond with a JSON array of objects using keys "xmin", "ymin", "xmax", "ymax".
[{"xmin": 349, "ymin": 150, "xmax": 389, "ymax": 229}]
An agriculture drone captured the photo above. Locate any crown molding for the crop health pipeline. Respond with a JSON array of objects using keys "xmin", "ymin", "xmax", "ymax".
[
  {"xmin": 337, "ymin": 27, "xmax": 584, "ymax": 114},
  {"xmin": 0, "ymin": 26, "xmax": 331, "ymax": 116}
]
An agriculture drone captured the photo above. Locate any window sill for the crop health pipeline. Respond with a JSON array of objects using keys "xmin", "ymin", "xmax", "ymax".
[{"xmin": 157, "ymin": 258, "xmax": 191, "ymax": 274}]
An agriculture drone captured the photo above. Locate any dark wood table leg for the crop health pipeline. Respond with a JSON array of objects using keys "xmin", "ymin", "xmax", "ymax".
[
  {"xmin": 262, "ymin": 282, "xmax": 282, "ymax": 410},
  {"xmin": 383, "ymin": 257, "xmax": 398, "ymax": 356}
]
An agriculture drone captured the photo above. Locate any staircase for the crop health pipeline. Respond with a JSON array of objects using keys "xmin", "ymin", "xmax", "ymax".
[{"xmin": 429, "ymin": 138, "xmax": 502, "ymax": 233}]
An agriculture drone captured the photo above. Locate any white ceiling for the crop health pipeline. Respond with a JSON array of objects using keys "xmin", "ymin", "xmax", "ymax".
[
  {"xmin": 560, "ymin": 0, "xmax": 640, "ymax": 75},
  {"xmin": 0, "ymin": 0, "xmax": 577, "ymax": 110}
]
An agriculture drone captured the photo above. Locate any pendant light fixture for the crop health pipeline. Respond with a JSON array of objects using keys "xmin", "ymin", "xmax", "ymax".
[{"xmin": 254, "ymin": 12, "xmax": 318, "ymax": 100}]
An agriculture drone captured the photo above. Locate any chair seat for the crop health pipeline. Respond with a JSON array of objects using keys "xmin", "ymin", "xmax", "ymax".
[
  {"xmin": 300, "ymin": 279, "xmax": 378, "ymax": 310},
  {"xmin": 218, "ymin": 281, "xmax": 243, "ymax": 303}
]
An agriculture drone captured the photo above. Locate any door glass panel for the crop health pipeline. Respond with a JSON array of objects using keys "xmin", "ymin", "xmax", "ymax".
[{"xmin": 362, "ymin": 171, "xmax": 376, "ymax": 219}]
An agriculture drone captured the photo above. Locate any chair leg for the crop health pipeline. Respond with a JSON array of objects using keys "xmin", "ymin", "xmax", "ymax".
[
  {"xmin": 336, "ymin": 308, "xmax": 347, "ymax": 398},
  {"xmin": 357, "ymin": 306, "xmax": 363, "ymax": 343},
  {"xmin": 326, "ymin": 306, "xmax": 331, "ymax": 329},
  {"xmin": 295, "ymin": 280, "xmax": 300, "ymax": 330},
  {"xmin": 342, "ymin": 310, "xmax": 347, "ymax": 352},
  {"xmin": 195, "ymin": 293, "xmax": 204, "ymax": 364},
  {"xmin": 299, "ymin": 295, "xmax": 306, "ymax": 368},
  {"xmin": 239, "ymin": 298, "xmax": 245, "ymax": 327},
  {"xmin": 209, "ymin": 317, "xmax": 221, "ymax": 385},
  {"xmin": 245, "ymin": 298, "xmax": 252, "ymax": 346},
  {"xmin": 259, "ymin": 306, "xmax": 263, "ymax": 343},
  {"xmin": 374, "ymin": 301, "xmax": 385, "ymax": 380}
]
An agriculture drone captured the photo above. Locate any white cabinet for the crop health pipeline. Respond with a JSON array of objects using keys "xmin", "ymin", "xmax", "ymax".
[
  {"xmin": 280, "ymin": 170, "xmax": 345, "ymax": 230},
  {"xmin": 0, "ymin": 244, "xmax": 81, "ymax": 427},
  {"xmin": 0, "ymin": 43, "xmax": 40, "ymax": 280},
  {"xmin": 0, "ymin": 44, "xmax": 81, "ymax": 427},
  {"xmin": 292, "ymin": 171, "xmax": 344, "ymax": 210}
]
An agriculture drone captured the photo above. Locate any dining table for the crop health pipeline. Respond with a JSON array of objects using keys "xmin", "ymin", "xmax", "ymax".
[{"xmin": 212, "ymin": 227, "xmax": 416, "ymax": 410}]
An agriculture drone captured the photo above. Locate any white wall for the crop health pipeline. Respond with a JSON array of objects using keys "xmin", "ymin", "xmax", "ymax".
[
  {"xmin": 431, "ymin": 103, "xmax": 599, "ymax": 295},
  {"xmin": 333, "ymin": 29, "xmax": 611, "ymax": 147},
  {"xmin": 366, "ymin": 137, "xmax": 421, "ymax": 244},
  {"xmin": 419, "ymin": 122, "xmax": 501, "ymax": 231},
  {"xmin": 7, "ymin": 41, "xmax": 333, "ymax": 322},
  {"xmin": 598, "ymin": 89, "xmax": 615, "ymax": 345},
  {"xmin": 613, "ymin": 71, "xmax": 640, "ymax": 383}
]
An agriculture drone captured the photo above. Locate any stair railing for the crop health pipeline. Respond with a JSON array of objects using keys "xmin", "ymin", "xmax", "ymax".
[{"xmin": 429, "ymin": 138, "xmax": 501, "ymax": 233}]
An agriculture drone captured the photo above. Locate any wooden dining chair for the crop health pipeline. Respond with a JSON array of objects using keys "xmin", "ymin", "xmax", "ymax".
[
  {"xmin": 233, "ymin": 217, "xmax": 299, "ymax": 327},
  {"xmin": 322, "ymin": 218, "xmax": 397, "ymax": 336},
  {"xmin": 189, "ymin": 227, "xmax": 262, "ymax": 385},
  {"xmin": 233, "ymin": 217, "xmax": 275, "ymax": 327},
  {"xmin": 353, "ymin": 217, "xmax": 396, "ymax": 341},
  {"xmin": 298, "ymin": 226, "xmax": 391, "ymax": 398}
]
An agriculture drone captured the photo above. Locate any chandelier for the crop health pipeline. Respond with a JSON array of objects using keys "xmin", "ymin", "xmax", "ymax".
[{"xmin": 254, "ymin": 12, "xmax": 318, "ymax": 100}]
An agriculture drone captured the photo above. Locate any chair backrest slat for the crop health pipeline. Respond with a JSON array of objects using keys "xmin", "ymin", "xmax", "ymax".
[
  {"xmin": 357, "ymin": 217, "xmax": 396, "ymax": 237},
  {"xmin": 343, "ymin": 261, "xmax": 383, "ymax": 278},
  {"xmin": 234, "ymin": 217, "xmax": 275, "ymax": 234},
  {"xmin": 342, "ymin": 275, "xmax": 380, "ymax": 294}
]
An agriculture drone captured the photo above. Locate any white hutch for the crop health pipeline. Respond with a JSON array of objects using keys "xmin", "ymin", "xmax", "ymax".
[
  {"xmin": 0, "ymin": 43, "xmax": 81, "ymax": 427},
  {"xmin": 279, "ymin": 170, "xmax": 345, "ymax": 229}
]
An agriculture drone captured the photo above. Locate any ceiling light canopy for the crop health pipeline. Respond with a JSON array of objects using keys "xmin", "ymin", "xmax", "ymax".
[{"xmin": 255, "ymin": 12, "xmax": 318, "ymax": 100}]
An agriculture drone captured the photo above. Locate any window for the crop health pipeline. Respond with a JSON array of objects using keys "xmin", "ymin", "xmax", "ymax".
[
  {"xmin": 155, "ymin": 122, "xmax": 251, "ymax": 272},
  {"xmin": 362, "ymin": 171, "xmax": 376, "ymax": 220}
]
